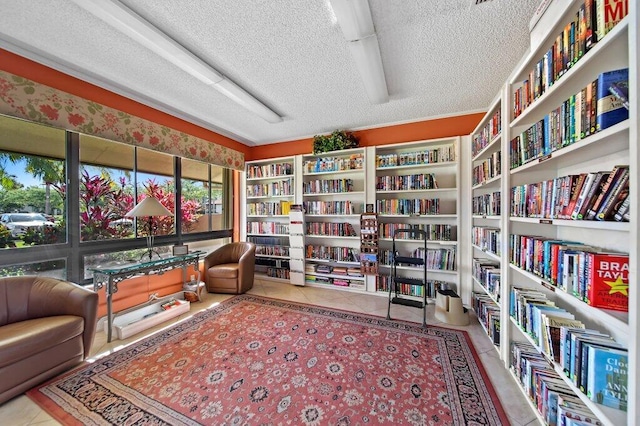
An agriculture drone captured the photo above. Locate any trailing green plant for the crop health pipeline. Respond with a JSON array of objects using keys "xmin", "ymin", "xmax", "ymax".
[{"xmin": 312, "ymin": 130, "xmax": 359, "ymax": 154}]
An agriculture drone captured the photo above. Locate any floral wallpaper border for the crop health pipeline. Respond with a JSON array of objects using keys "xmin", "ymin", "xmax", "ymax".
[{"xmin": 0, "ymin": 70, "xmax": 244, "ymax": 170}]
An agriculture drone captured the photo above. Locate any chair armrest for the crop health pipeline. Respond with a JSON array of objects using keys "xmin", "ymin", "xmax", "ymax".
[{"xmin": 28, "ymin": 278, "xmax": 98, "ymax": 358}]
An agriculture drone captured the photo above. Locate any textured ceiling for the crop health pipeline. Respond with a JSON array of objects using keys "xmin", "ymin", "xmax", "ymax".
[{"xmin": 0, "ymin": 0, "xmax": 540, "ymax": 146}]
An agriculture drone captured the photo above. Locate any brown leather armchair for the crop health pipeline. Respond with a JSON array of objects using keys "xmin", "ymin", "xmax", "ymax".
[
  {"xmin": 0, "ymin": 276, "xmax": 98, "ymax": 404},
  {"xmin": 204, "ymin": 242, "xmax": 256, "ymax": 294}
]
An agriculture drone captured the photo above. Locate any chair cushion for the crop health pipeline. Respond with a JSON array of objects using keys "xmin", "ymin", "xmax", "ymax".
[
  {"xmin": 208, "ymin": 263, "xmax": 239, "ymax": 279},
  {"xmin": 0, "ymin": 316, "xmax": 84, "ymax": 368}
]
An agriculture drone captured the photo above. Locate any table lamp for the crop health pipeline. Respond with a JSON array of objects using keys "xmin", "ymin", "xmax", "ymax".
[{"xmin": 125, "ymin": 196, "xmax": 173, "ymax": 260}]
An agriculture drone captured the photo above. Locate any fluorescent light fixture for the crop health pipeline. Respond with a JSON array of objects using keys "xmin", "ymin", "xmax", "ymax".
[
  {"xmin": 330, "ymin": 0, "xmax": 375, "ymax": 40},
  {"xmin": 71, "ymin": 0, "xmax": 282, "ymax": 122},
  {"xmin": 347, "ymin": 35, "xmax": 388, "ymax": 104},
  {"xmin": 329, "ymin": 0, "xmax": 389, "ymax": 104}
]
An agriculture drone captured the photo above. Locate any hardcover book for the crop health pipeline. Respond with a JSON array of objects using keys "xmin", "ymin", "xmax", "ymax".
[
  {"xmin": 586, "ymin": 252, "xmax": 629, "ymax": 311},
  {"xmin": 586, "ymin": 345, "xmax": 628, "ymax": 411},
  {"xmin": 609, "ymin": 80, "xmax": 629, "ymax": 110},
  {"xmin": 596, "ymin": 68, "xmax": 629, "ymax": 131},
  {"xmin": 596, "ymin": 0, "xmax": 629, "ymax": 41}
]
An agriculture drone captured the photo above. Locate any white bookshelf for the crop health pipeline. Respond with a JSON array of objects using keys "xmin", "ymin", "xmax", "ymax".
[
  {"xmin": 243, "ymin": 156, "xmax": 295, "ymax": 282},
  {"xmin": 463, "ymin": 2, "xmax": 638, "ymax": 425},
  {"xmin": 374, "ymin": 137, "xmax": 460, "ymax": 298}
]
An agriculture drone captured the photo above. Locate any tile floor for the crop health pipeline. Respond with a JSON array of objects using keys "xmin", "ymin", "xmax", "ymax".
[{"xmin": 0, "ymin": 279, "xmax": 539, "ymax": 425}]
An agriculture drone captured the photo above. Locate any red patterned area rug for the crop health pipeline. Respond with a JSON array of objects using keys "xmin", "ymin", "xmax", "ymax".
[{"xmin": 28, "ymin": 295, "xmax": 508, "ymax": 425}]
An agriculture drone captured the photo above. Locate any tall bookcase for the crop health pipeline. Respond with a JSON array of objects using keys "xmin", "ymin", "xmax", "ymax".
[
  {"xmin": 301, "ymin": 148, "xmax": 367, "ymax": 291},
  {"xmin": 243, "ymin": 156, "xmax": 295, "ymax": 282},
  {"xmin": 469, "ymin": 94, "xmax": 504, "ymax": 354},
  {"xmin": 374, "ymin": 137, "xmax": 460, "ymax": 301},
  {"xmin": 466, "ymin": 2, "xmax": 638, "ymax": 425}
]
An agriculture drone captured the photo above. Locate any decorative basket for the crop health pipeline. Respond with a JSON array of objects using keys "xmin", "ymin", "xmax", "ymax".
[{"xmin": 183, "ymin": 291, "xmax": 199, "ymax": 302}]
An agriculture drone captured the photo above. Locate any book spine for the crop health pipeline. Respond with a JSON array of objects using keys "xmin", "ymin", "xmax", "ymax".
[
  {"xmin": 596, "ymin": 169, "xmax": 629, "ymax": 220},
  {"xmin": 613, "ymin": 194, "xmax": 630, "ymax": 221},
  {"xmin": 570, "ymin": 173, "xmax": 596, "ymax": 219},
  {"xmin": 578, "ymin": 172, "xmax": 608, "ymax": 219},
  {"xmin": 586, "ymin": 166, "xmax": 622, "ymax": 220}
]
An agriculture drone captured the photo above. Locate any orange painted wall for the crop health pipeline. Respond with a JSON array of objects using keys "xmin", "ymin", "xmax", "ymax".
[
  {"xmin": 247, "ymin": 112, "xmax": 485, "ymax": 161},
  {"xmin": 0, "ymin": 49, "xmax": 250, "ymax": 158}
]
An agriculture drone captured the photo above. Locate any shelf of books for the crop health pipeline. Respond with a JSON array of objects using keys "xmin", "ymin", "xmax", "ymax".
[
  {"xmin": 374, "ymin": 137, "xmax": 460, "ymax": 300},
  {"xmin": 470, "ymin": 93, "xmax": 506, "ymax": 354},
  {"xmin": 244, "ymin": 156, "xmax": 295, "ymax": 281},
  {"xmin": 301, "ymin": 148, "xmax": 366, "ymax": 291},
  {"xmin": 502, "ymin": 1, "xmax": 633, "ymax": 424}
]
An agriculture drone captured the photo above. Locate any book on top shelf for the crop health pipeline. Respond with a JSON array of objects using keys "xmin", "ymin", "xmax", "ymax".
[{"xmin": 596, "ymin": 0, "xmax": 629, "ymax": 42}]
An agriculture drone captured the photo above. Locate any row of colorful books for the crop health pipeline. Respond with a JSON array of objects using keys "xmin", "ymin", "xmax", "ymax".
[
  {"xmin": 472, "ymin": 191, "xmax": 501, "ymax": 216},
  {"xmin": 247, "ymin": 236, "xmax": 288, "ymax": 246},
  {"xmin": 305, "ymin": 245, "xmax": 359, "ymax": 263},
  {"xmin": 510, "ymin": 165, "xmax": 629, "ymax": 222},
  {"xmin": 471, "ymin": 292, "xmax": 500, "ymax": 346},
  {"xmin": 472, "ymin": 227, "xmax": 501, "ymax": 257},
  {"xmin": 246, "ymin": 221, "xmax": 290, "ymax": 235},
  {"xmin": 376, "ymin": 145, "xmax": 455, "ymax": 168},
  {"xmin": 306, "ymin": 222, "xmax": 356, "ymax": 237},
  {"xmin": 303, "ymin": 178, "xmax": 355, "ymax": 194},
  {"xmin": 472, "ymin": 151, "xmax": 501, "ymax": 186},
  {"xmin": 511, "ymin": 68, "xmax": 629, "ymax": 169},
  {"xmin": 511, "ymin": 342, "xmax": 603, "ymax": 425},
  {"xmin": 376, "ymin": 198, "xmax": 440, "ymax": 215},
  {"xmin": 247, "ymin": 201, "xmax": 292, "ymax": 216},
  {"xmin": 247, "ymin": 162, "xmax": 293, "ymax": 179},
  {"xmin": 376, "ymin": 173, "xmax": 438, "ymax": 191},
  {"xmin": 303, "ymin": 153, "xmax": 364, "ymax": 174},
  {"xmin": 376, "ymin": 276, "xmax": 451, "ymax": 299},
  {"xmin": 509, "ymin": 234, "xmax": 629, "ymax": 311},
  {"xmin": 471, "ymin": 108, "xmax": 501, "ymax": 158},
  {"xmin": 246, "ymin": 178, "xmax": 294, "ymax": 198},
  {"xmin": 379, "ymin": 222, "xmax": 455, "ymax": 241},
  {"xmin": 305, "ymin": 274, "xmax": 363, "ymax": 289},
  {"xmin": 303, "ymin": 201, "xmax": 363, "ymax": 215},
  {"xmin": 266, "ymin": 267, "xmax": 290, "ymax": 279},
  {"xmin": 510, "ymin": 288, "xmax": 627, "ymax": 411},
  {"xmin": 305, "ymin": 263, "xmax": 362, "ymax": 276},
  {"xmin": 512, "ymin": 0, "xmax": 628, "ymax": 119},
  {"xmin": 379, "ymin": 248, "xmax": 456, "ymax": 272},
  {"xmin": 472, "ymin": 259, "xmax": 500, "ymax": 302},
  {"xmin": 255, "ymin": 244, "xmax": 289, "ymax": 257}
]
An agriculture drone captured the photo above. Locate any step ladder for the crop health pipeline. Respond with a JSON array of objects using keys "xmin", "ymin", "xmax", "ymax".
[{"xmin": 386, "ymin": 228, "xmax": 428, "ymax": 327}]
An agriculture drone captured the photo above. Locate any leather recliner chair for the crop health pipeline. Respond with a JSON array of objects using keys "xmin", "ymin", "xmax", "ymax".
[
  {"xmin": 0, "ymin": 276, "xmax": 98, "ymax": 404},
  {"xmin": 204, "ymin": 242, "xmax": 256, "ymax": 294}
]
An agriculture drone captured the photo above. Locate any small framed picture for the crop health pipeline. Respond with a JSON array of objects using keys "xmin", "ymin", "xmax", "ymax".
[{"xmin": 172, "ymin": 244, "xmax": 188, "ymax": 256}]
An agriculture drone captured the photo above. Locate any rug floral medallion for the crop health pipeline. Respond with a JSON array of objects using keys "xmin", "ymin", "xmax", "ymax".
[{"xmin": 28, "ymin": 295, "xmax": 508, "ymax": 425}]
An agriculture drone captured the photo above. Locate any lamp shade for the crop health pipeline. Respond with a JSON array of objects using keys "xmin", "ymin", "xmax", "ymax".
[{"xmin": 125, "ymin": 196, "xmax": 173, "ymax": 217}]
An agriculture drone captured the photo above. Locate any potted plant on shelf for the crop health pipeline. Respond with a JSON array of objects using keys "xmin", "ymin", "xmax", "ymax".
[{"xmin": 312, "ymin": 130, "xmax": 359, "ymax": 154}]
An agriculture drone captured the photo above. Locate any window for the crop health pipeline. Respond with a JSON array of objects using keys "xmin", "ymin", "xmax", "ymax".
[
  {"xmin": 136, "ymin": 148, "xmax": 175, "ymax": 236},
  {"xmin": 181, "ymin": 159, "xmax": 226, "ymax": 233},
  {"xmin": 79, "ymin": 134, "xmax": 135, "ymax": 241},
  {"xmin": 0, "ymin": 115, "xmax": 66, "ymax": 249}
]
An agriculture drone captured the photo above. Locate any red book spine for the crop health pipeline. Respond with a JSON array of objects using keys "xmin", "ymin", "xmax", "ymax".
[{"xmin": 586, "ymin": 253, "xmax": 629, "ymax": 311}]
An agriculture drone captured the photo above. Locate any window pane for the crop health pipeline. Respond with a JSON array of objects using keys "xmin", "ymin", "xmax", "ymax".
[
  {"xmin": 79, "ymin": 135, "xmax": 135, "ymax": 241},
  {"xmin": 1, "ymin": 259, "xmax": 66, "ymax": 279},
  {"xmin": 83, "ymin": 246, "xmax": 172, "ymax": 280},
  {"xmin": 181, "ymin": 158, "xmax": 208, "ymax": 234},
  {"xmin": 136, "ymin": 148, "xmax": 175, "ymax": 236},
  {"xmin": 0, "ymin": 115, "xmax": 66, "ymax": 249},
  {"xmin": 211, "ymin": 166, "xmax": 225, "ymax": 231}
]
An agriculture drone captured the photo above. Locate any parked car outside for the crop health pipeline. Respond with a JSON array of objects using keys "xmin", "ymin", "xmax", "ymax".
[{"xmin": 0, "ymin": 213, "xmax": 55, "ymax": 237}]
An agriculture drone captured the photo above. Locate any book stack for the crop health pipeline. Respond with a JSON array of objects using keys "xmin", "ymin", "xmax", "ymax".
[
  {"xmin": 472, "ymin": 108, "xmax": 501, "ymax": 157},
  {"xmin": 472, "ymin": 151, "xmax": 501, "ymax": 186},
  {"xmin": 473, "ymin": 191, "xmax": 501, "ymax": 216},
  {"xmin": 303, "ymin": 153, "xmax": 364, "ymax": 174},
  {"xmin": 306, "ymin": 222, "xmax": 356, "ymax": 237},
  {"xmin": 375, "ymin": 198, "xmax": 440, "ymax": 215},
  {"xmin": 380, "ymin": 223, "xmax": 455, "ymax": 241},
  {"xmin": 303, "ymin": 178, "xmax": 354, "ymax": 194},
  {"xmin": 472, "ymin": 227, "xmax": 501, "ymax": 256},
  {"xmin": 510, "ymin": 165, "xmax": 630, "ymax": 222},
  {"xmin": 246, "ymin": 222, "xmax": 290, "ymax": 234},
  {"xmin": 246, "ymin": 178, "xmax": 294, "ymax": 197},
  {"xmin": 305, "ymin": 245, "xmax": 359, "ymax": 263},
  {"xmin": 303, "ymin": 200, "xmax": 362, "ymax": 215},
  {"xmin": 376, "ymin": 172, "xmax": 438, "ymax": 191},
  {"xmin": 376, "ymin": 145, "xmax": 455, "ymax": 168},
  {"xmin": 247, "ymin": 162, "xmax": 293, "ymax": 179}
]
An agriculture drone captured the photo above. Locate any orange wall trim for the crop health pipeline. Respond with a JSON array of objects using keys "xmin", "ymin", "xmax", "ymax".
[
  {"xmin": 0, "ymin": 48, "xmax": 249, "ymax": 157},
  {"xmin": 248, "ymin": 112, "xmax": 485, "ymax": 161}
]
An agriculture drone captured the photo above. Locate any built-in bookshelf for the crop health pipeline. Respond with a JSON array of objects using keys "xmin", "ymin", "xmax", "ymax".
[
  {"xmin": 465, "ymin": 2, "xmax": 635, "ymax": 425},
  {"xmin": 470, "ymin": 93, "xmax": 506, "ymax": 355},
  {"xmin": 301, "ymin": 148, "xmax": 366, "ymax": 291},
  {"xmin": 244, "ymin": 156, "xmax": 295, "ymax": 281},
  {"xmin": 375, "ymin": 137, "xmax": 460, "ymax": 299}
]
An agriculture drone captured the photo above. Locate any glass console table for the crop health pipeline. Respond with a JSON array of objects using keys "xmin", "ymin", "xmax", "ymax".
[{"xmin": 90, "ymin": 251, "xmax": 204, "ymax": 342}]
